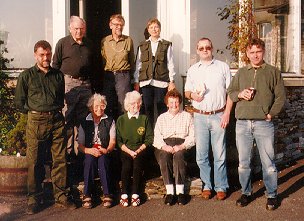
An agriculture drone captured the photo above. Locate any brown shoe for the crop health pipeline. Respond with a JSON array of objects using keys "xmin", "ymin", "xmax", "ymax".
[
  {"xmin": 202, "ymin": 190, "xmax": 212, "ymax": 200},
  {"xmin": 216, "ymin": 191, "xmax": 226, "ymax": 200}
]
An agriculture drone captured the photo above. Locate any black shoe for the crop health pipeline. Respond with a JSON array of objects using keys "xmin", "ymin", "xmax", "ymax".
[
  {"xmin": 164, "ymin": 194, "xmax": 175, "ymax": 206},
  {"xmin": 177, "ymin": 194, "xmax": 187, "ymax": 205},
  {"xmin": 26, "ymin": 203, "xmax": 39, "ymax": 215},
  {"xmin": 236, "ymin": 194, "xmax": 251, "ymax": 207},
  {"xmin": 266, "ymin": 197, "xmax": 277, "ymax": 211},
  {"xmin": 55, "ymin": 200, "xmax": 77, "ymax": 210}
]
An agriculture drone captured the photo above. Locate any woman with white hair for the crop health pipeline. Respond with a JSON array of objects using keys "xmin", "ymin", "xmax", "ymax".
[
  {"xmin": 116, "ymin": 90, "xmax": 153, "ymax": 207},
  {"xmin": 78, "ymin": 93, "xmax": 116, "ymax": 209}
]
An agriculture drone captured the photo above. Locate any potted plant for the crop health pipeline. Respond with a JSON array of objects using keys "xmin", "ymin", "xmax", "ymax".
[{"xmin": 0, "ymin": 39, "xmax": 28, "ymax": 194}]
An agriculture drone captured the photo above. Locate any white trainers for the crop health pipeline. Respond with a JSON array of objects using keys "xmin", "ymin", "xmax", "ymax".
[
  {"xmin": 120, "ymin": 194, "xmax": 129, "ymax": 207},
  {"xmin": 131, "ymin": 194, "xmax": 140, "ymax": 207}
]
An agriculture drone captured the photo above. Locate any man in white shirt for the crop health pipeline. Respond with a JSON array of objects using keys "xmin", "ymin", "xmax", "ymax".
[{"xmin": 184, "ymin": 37, "xmax": 233, "ymax": 201}]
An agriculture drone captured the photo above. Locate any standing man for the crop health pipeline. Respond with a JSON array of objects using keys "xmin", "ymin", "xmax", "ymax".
[
  {"xmin": 184, "ymin": 37, "xmax": 233, "ymax": 201},
  {"xmin": 101, "ymin": 14, "xmax": 135, "ymax": 120},
  {"xmin": 15, "ymin": 40, "xmax": 76, "ymax": 214},
  {"xmin": 53, "ymin": 15, "xmax": 93, "ymax": 155},
  {"xmin": 227, "ymin": 38, "xmax": 286, "ymax": 210},
  {"xmin": 53, "ymin": 16, "xmax": 93, "ymax": 184}
]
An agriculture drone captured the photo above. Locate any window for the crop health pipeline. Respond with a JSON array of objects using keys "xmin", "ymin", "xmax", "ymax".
[
  {"xmin": 0, "ymin": 0, "xmax": 53, "ymax": 69},
  {"xmin": 254, "ymin": 0, "xmax": 292, "ymax": 73},
  {"xmin": 190, "ymin": 0, "xmax": 232, "ymax": 66}
]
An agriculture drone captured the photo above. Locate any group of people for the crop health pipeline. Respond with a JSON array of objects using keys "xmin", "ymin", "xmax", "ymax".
[{"xmin": 14, "ymin": 13, "xmax": 286, "ymax": 215}]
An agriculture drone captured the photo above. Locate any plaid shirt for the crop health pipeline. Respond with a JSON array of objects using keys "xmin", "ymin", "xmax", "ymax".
[{"xmin": 153, "ymin": 111, "xmax": 195, "ymax": 149}]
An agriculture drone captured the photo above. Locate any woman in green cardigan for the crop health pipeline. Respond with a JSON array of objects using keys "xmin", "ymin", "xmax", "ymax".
[{"xmin": 116, "ymin": 90, "xmax": 153, "ymax": 207}]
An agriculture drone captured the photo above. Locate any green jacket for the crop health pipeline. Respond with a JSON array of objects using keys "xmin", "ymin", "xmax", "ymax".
[
  {"xmin": 227, "ymin": 63, "xmax": 286, "ymax": 120},
  {"xmin": 138, "ymin": 40, "xmax": 171, "ymax": 82}
]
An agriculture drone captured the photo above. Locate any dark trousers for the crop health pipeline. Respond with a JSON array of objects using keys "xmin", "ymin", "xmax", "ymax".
[
  {"xmin": 154, "ymin": 149, "xmax": 187, "ymax": 185},
  {"xmin": 83, "ymin": 153, "xmax": 111, "ymax": 196},
  {"xmin": 26, "ymin": 112, "xmax": 67, "ymax": 205},
  {"xmin": 103, "ymin": 71, "xmax": 131, "ymax": 120},
  {"xmin": 120, "ymin": 151, "xmax": 145, "ymax": 195},
  {"xmin": 141, "ymin": 85, "xmax": 167, "ymax": 125}
]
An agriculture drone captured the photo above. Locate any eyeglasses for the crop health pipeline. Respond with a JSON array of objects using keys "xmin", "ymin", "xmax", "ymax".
[
  {"xmin": 111, "ymin": 22, "xmax": 124, "ymax": 27},
  {"xmin": 198, "ymin": 46, "xmax": 212, "ymax": 51}
]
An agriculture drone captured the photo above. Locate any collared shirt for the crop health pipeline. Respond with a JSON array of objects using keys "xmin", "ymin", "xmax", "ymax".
[
  {"xmin": 134, "ymin": 37, "xmax": 176, "ymax": 88},
  {"xmin": 14, "ymin": 65, "xmax": 65, "ymax": 113},
  {"xmin": 101, "ymin": 34, "xmax": 135, "ymax": 72},
  {"xmin": 78, "ymin": 113, "xmax": 116, "ymax": 145},
  {"xmin": 153, "ymin": 111, "xmax": 195, "ymax": 150},
  {"xmin": 52, "ymin": 35, "xmax": 93, "ymax": 78},
  {"xmin": 127, "ymin": 111, "xmax": 139, "ymax": 119},
  {"xmin": 184, "ymin": 59, "xmax": 231, "ymax": 111}
]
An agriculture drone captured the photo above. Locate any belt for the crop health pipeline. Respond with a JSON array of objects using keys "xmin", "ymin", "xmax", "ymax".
[
  {"xmin": 65, "ymin": 74, "xmax": 88, "ymax": 81},
  {"xmin": 106, "ymin": 70, "xmax": 129, "ymax": 75},
  {"xmin": 192, "ymin": 107, "xmax": 225, "ymax": 115},
  {"xmin": 29, "ymin": 110, "xmax": 61, "ymax": 115}
]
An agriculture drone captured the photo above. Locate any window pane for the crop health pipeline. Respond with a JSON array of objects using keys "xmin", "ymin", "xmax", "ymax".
[
  {"xmin": 0, "ymin": 0, "xmax": 53, "ymax": 69},
  {"xmin": 254, "ymin": 0, "xmax": 291, "ymax": 72},
  {"xmin": 190, "ymin": 0, "xmax": 232, "ymax": 66}
]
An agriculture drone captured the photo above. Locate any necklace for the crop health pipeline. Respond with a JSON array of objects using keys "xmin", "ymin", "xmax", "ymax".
[{"xmin": 111, "ymin": 42, "xmax": 124, "ymax": 53}]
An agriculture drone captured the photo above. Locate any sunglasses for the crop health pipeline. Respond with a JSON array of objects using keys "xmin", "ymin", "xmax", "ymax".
[{"xmin": 198, "ymin": 46, "xmax": 212, "ymax": 51}]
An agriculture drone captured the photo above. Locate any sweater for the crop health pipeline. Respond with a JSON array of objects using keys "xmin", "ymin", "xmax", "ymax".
[
  {"xmin": 116, "ymin": 113, "xmax": 153, "ymax": 151},
  {"xmin": 227, "ymin": 62, "xmax": 286, "ymax": 120}
]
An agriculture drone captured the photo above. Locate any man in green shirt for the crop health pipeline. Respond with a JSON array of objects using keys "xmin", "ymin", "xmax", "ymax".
[
  {"xmin": 227, "ymin": 38, "xmax": 286, "ymax": 210},
  {"xmin": 101, "ymin": 14, "xmax": 135, "ymax": 120},
  {"xmin": 15, "ymin": 40, "xmax": 76, "ymax": 214}
]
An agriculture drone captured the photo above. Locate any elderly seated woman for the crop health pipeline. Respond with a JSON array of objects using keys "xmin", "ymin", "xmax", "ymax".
[
  {"xmin": 116, "ymin": 90, "xmax": 153, "ymax": 207},
  {"xmin": 78, "ymin": 93, "xmax": 116, "ymax": 209},
  {"xmin": 153, "ymin": 89, "xmax": 195, "ymax": 206}
]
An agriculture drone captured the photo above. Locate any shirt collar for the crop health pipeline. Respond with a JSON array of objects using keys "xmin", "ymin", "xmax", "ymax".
[
  {"xmin": 246, "ymin": 62, "xmax": 266, "ymax": 70},
  {"xmin": 198, "ymin": 58, "xmax": 215, "ymax": 67},
  {"xmin": 166, "ymin": 110, "xmax": 181, "ymax": 119},
  {"xmin": 109, "ymin": 34, "xmax": 127, "ymax": 42},
  {"xmin": 34, "ymin": 64, "xmax": 51, "ymax": 74},
  {"xmin": 127, "ymin": 111, "xmax": 139, "ymax": 119},
  {"xmin": 147, "ymin": 37, "xmax": 163, "ymax": 42},
  {"xmin": 69, "ymin": 35, "xmax": 86, "ymax": 46},
  {"xmin": 86, "ymin": 113, "xmax": 108, "ymax": 122}
]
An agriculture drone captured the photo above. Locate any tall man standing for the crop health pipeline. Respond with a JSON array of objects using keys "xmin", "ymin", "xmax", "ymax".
[
  {"xmin": 53, "ymin": 16, "xmax": 93, "ymax": 185},
  {"xmin": 15, "ymin": 40, "xmax": 75, "ymax": 214},
  {"xmin": 101, "ymin": 14, "xmax": 135, "ymax": 120},
  {"xmin": 227, "ymin": 38, "xmax": 286, "ymax": 210},
  {"xmin": 53, "ymin": 16, "xmax": 93, "ymax": 155},
  {"xmin": 184, "ymin": 37, "xmax": 233, "ymax": 201}
]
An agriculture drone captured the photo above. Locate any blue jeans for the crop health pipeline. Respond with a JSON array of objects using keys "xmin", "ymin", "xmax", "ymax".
[
  {"xmin": 194, "ymin": 113, "xmax": 228, "ymax": 192},
  {"xmin": 236, "ymin": 120, "xmax": 277, "ymax": 198}
]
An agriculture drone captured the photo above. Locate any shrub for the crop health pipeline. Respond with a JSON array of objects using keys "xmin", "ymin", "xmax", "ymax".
[{"xmin": 0, "ymin": 40, "xmax": 26, "ymax": 155}]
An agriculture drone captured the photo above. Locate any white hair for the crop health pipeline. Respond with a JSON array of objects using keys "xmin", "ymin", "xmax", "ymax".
[{"xmin": 124, "ymin": 91, "xmax": 142, "ymax": 111}]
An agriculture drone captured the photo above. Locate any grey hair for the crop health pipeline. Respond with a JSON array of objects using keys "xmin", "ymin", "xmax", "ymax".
[
  {"xmin": 124, "ymin": 90, "xmax": 142, "ymax": 111},
  {"xmin": 70, "ymin": 15, "xmax": 86, "ymax": 26},
  {"xmin": 87, "ymin": 93, "xmax": 107, "ymax": 109}
]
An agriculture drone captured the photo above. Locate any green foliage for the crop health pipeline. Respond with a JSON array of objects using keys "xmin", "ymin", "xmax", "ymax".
[
  {"xmin": 0, "ymin": 40, "xmax": 26, "ymax": 155},
  {"xmin": 2, "ymin": 114, "xmax": 27, "ymax": 156},
  {"xmin": 217, "ymin": 0, "xmax": 258, "ymax": 65}
]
